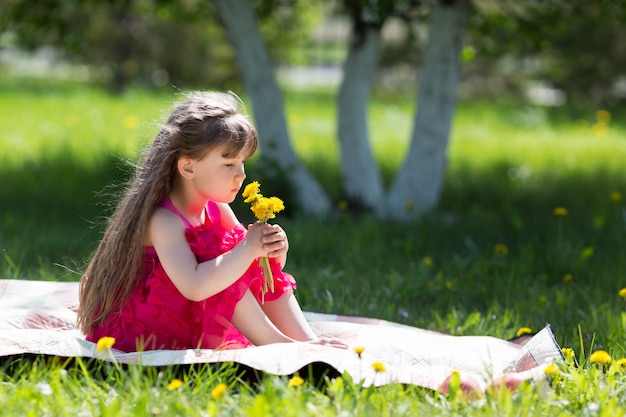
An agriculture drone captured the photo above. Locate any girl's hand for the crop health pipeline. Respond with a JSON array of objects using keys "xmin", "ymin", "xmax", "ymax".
[{"xmin": 260, "ymin": 223, "xmax": 289, "ymax": 259}]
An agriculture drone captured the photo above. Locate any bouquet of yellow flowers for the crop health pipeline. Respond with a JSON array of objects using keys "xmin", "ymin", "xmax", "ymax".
[{"xmin": 241, "ymin": 181, "xmax": 285, "ymax": 303}]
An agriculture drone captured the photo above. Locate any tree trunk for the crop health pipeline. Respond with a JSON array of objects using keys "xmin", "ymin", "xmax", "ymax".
[
  {"xmin": 337, "ymin": 26, "xmax": 384, "ymax": 210},
  {"xmin": 381, "ymin": 0, "xmax": 469, "ymax": 220},
  {"xmin": 212, "ymin": 0, "xmax": 331, "ymax": 216}
]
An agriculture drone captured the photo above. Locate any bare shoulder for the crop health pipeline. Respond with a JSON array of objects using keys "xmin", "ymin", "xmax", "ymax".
[
  {"xmin": 215, "ymin": 202, "xmax": 240, "ymax": 230},
  {"xmin": 145, "ymin": 207, "xmax": 185, "ymax": 246}
]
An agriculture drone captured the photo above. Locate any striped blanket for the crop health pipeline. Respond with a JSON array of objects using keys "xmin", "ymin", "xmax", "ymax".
[{"xmin": 0, "ymin": 279, "xmax": 562, "ymax": 389}]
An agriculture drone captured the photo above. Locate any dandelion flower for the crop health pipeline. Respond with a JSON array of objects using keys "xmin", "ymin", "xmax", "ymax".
[
  {"xmin": 563, "ymin": 273, "xmax": 573, "ymax": 283},
  {"xmin": 516, "ymin": 327, "xmax": 532, "ymax": 337},
  {"xmin": 595, "ymin": 109, "xmax": 611, "ymax": 124},
  {"xmin": 589, "ymin": 350, "xmax": 612, "ymax": 366},
  {"xmin": 242, "ymin": 181, "xmax": 260, "ymax": 202},
  {"xmin": 123, "ymin": 115, "xmax": 139, "ymax": 129},
  {"xmin": 544, "ymin": 364, "xmax": 559, "ymax": 376},
  {"xmin": 371, "ymin": 361, "xmax": 387, "ymax": 373},
  {"xmin": 615, "ymin": 358, "xmax": 626, "ymax": 369},
  {"xmin": 337, "ymin": 200, "xmax": 348, "ymax": 210},
  {"xmin": 96, "ymin": 336, "xmax": 116, "ymax": 352},
  {"xmin": 354, "ymin": 346, "xmax": 365, "ymax": 357},
  {"xmin": 423, "ymin": 257, "xmax": 433, "ymax": 267},
  {"xmin": 553, "ymin": 207, "xmax": 568, "ymax": 217},
  {"xmin": 609, "ymin": 191, "xmax": 622, "ymax": 202},
  {"xmin": 561, "ymin": 347, "xmax": 575, "ymax": 360},
  {"xmin": 619, "ymin": 288, "xmax": 626, "ymax": 298},
  {"xmin": 494, "ymin": 243, "xmax": 508, "ymax": 256},
  {"xmin": 211, "ymin": 382, "xmax": 228, "ymax": 399},
  {"xmin": 288, "ymin": 376, "xmax": 304, "ymax": 387},
  {"xmin": 167, "ymin": 379, "xmax": 184, "ymax": 391}
]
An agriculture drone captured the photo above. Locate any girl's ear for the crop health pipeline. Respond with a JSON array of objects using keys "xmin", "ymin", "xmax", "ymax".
[{"xmin": 177, "ymin": 157, "xmax": 195, "ymax": 179}]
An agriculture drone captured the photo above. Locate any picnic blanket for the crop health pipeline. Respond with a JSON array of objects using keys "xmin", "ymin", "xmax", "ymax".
[{"xmin": 0, "ymin": 279, "xmax": 562, "ymax": 390}]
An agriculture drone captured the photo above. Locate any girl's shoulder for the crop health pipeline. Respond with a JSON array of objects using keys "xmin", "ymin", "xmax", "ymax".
[{"xmin": 211, "ymin": 201, "xmax": 240, "ymax": 230}]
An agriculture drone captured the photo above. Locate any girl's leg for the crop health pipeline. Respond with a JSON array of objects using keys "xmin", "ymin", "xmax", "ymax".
[
  {"xmin": 261, "ymin": 292, "xmax": 318, "ymax": 341},
  {"xmin": 231, "ymin": 290, "xmax": 295, "ymax": 345}
]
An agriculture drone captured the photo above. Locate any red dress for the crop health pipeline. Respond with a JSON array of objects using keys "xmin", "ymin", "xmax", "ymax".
[{"xmin": 87, "ymin": 198, "xmax": 296, "ymax": 352}]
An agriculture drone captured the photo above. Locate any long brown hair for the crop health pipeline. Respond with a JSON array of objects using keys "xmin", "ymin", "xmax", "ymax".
[{"xmin": 77, "ymin": 91, "xmax": 258, "ymax": 334}]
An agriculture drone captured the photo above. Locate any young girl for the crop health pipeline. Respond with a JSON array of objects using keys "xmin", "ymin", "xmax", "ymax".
[{"xmin": 78, "ymin": 91, "xmax": 329, "ymax": 352}]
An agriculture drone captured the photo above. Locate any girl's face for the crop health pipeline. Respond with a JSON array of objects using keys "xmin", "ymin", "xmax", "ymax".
[{"xmin": 187, "ymin": 144, "xmax": 247, "ymax": 203}]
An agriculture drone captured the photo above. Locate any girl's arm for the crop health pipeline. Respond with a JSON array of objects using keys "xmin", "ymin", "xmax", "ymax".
[{"xmin": 148, "ymin": 207, "xmax": 271, "ymax": 301}]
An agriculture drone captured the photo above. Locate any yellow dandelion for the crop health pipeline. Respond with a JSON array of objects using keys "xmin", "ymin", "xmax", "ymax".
[
  {"xmin": 337, "ymin": 200, "xmax": 348, "ymax": 211},
  {"xmin": 595, "ymin": 109, "xmax": 611, "ymax": 124},
  {"xmin": 445, "ymin": 281, "xmax": 453, "ymax": 290},
  {"xmin": 123, "ymin": 115, "xmax": 139, "ymax": 129},
  {"xmin": 553, "ymin": 207, "xmax": 568, "ymax": 217},
  {"xmin": 544, "ymin": 364, "xmax": 559, "ymax": 376},
  {"xmin": 265, "ymin": 196, "xmax": 285, "ymax": 218},
  {"xmin": 423, "ymin": 257, "xmax": 433, "ymax": 267},
  {"xmin": 494, "ymin": 243, "xmax": 508, "ymax": 257},
  {"xmin": 589, "ymin": 350, "xmax": 612, "ymax": 366},
  {"xmin": 561, "ymin": 347, "xmax": 575, "ymax": 359},
  {"xmin": 242, "ymin": 181, "xmax": 260, "ymax": 202},
  {"xmin": 166, "ymin": 379, "xmax": 184, "ymax": 391},
  {"xmin": 96, "ymin": 336, "xmax": 116, "ymax": 352},
  {"xmin": 609, "ymin": 191, "xmax": 622, "ymax": 202},
  {"xmin": 211, "ymin": 382, "xmax": 228, "ymax": 399},
  {"xmin": 288, "ymin": 376, "xmax": 304, "ymax": 387},
  {"xmin": 563, "ymin": 273, "xmax": 573, "ymax": 283},
  {"xmin": 619, "ymin": 288, "xmax": 626, "ymax": 298},
  {"xmin": 615, "ymin": 358, "xmax": 626, "ymax": 369},
  {"xmin": 354, "ymin": 346, "xmax": 365, "ymax": 358},
  {"xmin": 516, "ymin": 327, "xmax": 532, "ymax": 337},
  {"xmin": 592, "ymin": 122, "xmax": 608, "ymax": 138},
  {"xmin": 371, "ymin": 361, "xmax": 387, "ymax": 373}
]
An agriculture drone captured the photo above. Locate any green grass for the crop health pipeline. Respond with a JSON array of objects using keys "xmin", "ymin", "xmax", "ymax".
[{"xmin": 2, "ymin": 76, "xmax": 626, "ymax": 415}]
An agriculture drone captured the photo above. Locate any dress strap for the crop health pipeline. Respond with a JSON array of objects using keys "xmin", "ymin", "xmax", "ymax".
[
  {"xmin": 206, "ymin": 200, "xmax": 221, "ymax": 224},
  {"xmin": 158, "ymin": 196, "xmax": 193, "ymax": 229}
]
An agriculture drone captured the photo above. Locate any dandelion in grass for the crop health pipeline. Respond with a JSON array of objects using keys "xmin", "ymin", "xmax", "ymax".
[
  {"xmin": 123, "ymin": 115, "xmax": 139, "ymax": 129},
  {"xmin": 563, "ymin": 273, "xmax": 573, "ymax": 283},
  {"xmin": 589, "ymin": 350, "xmax": 612, "ymax": 366},
  {"xmin": 288, "ymin": 376, "xmax": 304, "ymax": 387},
  {"xmin": 371, "ymin": 361, "xmax": 387, "ymax": 373},
  {"xmin": 354, "ymin": 346, "xmax": 365, "ymax": 358},
  {"xmin": 553, "ymin": 207, "xmax": 568, "ymax": 217},
  {"xmin": 609, "ymin": 191, "xmax": 622, "ymax": 202},
  {"xmin": 337, "ymin": 200, "xmax": 348, "ymax": 211},
  {"xmin": 96, "ymin": 336, "xmax": 115, "ymax": 352},
  {"xmin": 494, "ymin": 243, "xmax": 508, "ymax": 257},
  {"xmin": 619, "ymin": 288, "xmax": 626, "ymax": 299},
  {"xmin": 211, "ymin": 382, "xmax": 228, "ymax": 399},
  {"xmin": 544, "ymin": 364, "xmax": 559, "ymax": 376},
  {"xmin": 596, "ymin": 109, "xmax": 611, "ymax": 123},
  {"xmin": 167, "ymin": 379, "xmax": 183, "ymax": 391},
  {"xmin": 423, "ymin": 257, "xmax": 433, "ymax": 267},
  {"xmin": 242, "ymin": 181, "xmax": 285, "ymax": 302},
  {"xmin": 615, "ymin": 358, "xmax": 626, "ymax": 370},
  {"xmin": 516, "ymin": 327, "xmax": 532, "ymax": 337},
  {"xmin": 561, "ymin": 347, "xmax": 575, "ymax": 360}
]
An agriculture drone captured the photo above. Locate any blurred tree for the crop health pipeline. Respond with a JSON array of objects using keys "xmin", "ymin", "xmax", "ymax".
[
  {"xmin": 212, "ymin": 0, "xmax": 331, "ymax": 215},
  {"xmin": 335, "ymin": 0, "xmax": 424, "ymax": 212},
  {"xmin": 468, "ymin": 0, "xmax": 626, "ymax": 105},
  {"xmin": 0, "ymin": 0, "xmax": 320, "ymax": 92}
]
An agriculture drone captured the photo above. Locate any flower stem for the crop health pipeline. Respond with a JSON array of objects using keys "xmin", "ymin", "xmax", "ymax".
[{"xmin": 260, "ymin": 256, "xmax": 274, "ymax": 304}]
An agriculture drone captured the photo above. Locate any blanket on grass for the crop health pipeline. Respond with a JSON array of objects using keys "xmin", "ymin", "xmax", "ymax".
[{"xmin": 0, "ymin": 279, "xmax": 562, "ymax": 390}]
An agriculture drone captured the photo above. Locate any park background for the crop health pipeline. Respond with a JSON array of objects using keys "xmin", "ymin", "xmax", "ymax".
[{"xmin": 1, "ymin": 1, "xmax": 626, "ymax": 415}]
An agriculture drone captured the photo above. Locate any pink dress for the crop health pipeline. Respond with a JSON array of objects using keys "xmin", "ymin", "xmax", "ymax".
[{"xmin": 87, "ymin": 197, "xmax": 296, "ymax": 352}]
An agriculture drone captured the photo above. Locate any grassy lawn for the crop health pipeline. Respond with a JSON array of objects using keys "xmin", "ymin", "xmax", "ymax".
[{"xmin": 1, "ymin": 76, "xmax": 626, "ymax": 415}]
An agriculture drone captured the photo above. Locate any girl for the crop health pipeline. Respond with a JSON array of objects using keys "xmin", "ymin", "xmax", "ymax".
[{"xmin": 78, "ymin": 91, "xmax": 329, "ymax": 352}]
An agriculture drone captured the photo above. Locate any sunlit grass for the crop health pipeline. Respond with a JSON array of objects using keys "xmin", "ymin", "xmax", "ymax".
[{"xmin": 1, "ymin": 76, "xmax": 626, "ymax": 415}]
